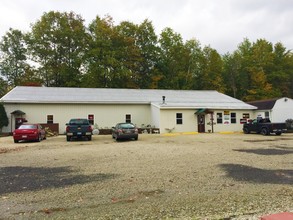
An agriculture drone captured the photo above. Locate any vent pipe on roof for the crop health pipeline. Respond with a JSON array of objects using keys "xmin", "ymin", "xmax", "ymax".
[{"xmin": 162, "ymin": 96, "xmax": 166, "ymax": 104}]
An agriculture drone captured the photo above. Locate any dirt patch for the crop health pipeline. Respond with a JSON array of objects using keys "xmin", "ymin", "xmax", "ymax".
[{"xmin": 0, "ymin": 146, "xmax": 27, "ymax": 154}]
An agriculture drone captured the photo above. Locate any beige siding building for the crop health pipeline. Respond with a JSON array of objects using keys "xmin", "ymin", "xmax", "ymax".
[{"xmin": 0, "ymin": 86, "xmax": 257, "ymax": 134}]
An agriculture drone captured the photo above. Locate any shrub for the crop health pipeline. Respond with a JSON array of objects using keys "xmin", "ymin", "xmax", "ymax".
[{"xmin": 0, "ymin": 103, "xmax": 9, "ymax": 133}]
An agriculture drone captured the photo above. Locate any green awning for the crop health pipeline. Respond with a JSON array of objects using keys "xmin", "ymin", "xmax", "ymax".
[
  {"xmin": 11, "ymin": 110, "xmax": 26, "ymax": 115},
  {"xmin": 195, "ymin": 109, "xmax": 206, "ymax": 114},
  {"xmin": 195, "ymin": 109, "xmax": 214, "ymax": 114}
]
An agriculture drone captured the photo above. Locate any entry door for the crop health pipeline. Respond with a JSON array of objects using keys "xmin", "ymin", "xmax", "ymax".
[{"xmin": 197, "ymin": 114, "xmax": 205, "ymax": 133}]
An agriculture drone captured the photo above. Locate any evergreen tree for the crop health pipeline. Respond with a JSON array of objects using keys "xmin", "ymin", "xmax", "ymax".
[
  {"xmin": 0, "ymin": 77, "xmax": 9, "ymax": 98},
  {"xmin": 0, "ymin": 102, "xmax": 9, "ymax": 133}
]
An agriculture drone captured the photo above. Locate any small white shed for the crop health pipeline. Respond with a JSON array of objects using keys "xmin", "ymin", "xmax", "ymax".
[{"xmin": 248, "ymin": 97, "xmax": 293, "ymax": 123}]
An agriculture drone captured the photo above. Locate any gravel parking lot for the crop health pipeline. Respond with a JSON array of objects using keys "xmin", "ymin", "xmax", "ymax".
[{"xmin": 0, "ymin": 133, "xmax": 292, "ymax": 219}]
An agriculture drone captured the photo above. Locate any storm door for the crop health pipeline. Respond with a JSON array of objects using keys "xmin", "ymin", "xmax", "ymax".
[{"xmin": 197, "ymin": 114, "xmax": 205, "ymax": 133}]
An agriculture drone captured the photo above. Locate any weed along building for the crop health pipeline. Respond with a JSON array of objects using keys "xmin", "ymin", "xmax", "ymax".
[{"xmin": 0, "ymin": 86, "xmax": 257, "ymax": 134}]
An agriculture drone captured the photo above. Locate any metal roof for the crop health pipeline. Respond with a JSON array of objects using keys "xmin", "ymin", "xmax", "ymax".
[
  {"xmin": 0, "ymin": 86, "xmax": 257, "ymax": 110},
  {"xmin": 247, "ymin": 99, "xmax": 278, "ymax": 110}
]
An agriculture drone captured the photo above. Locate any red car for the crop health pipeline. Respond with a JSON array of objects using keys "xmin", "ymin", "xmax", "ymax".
[{"xmin": 13, "ymin": 124, "xmax": 46, "ymax": 143}]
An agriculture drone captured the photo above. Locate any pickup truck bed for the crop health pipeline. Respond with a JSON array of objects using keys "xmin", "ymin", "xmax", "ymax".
[
  {"xmin": 243, "ymin": 118, "xmax": 287, "ymax": 135},
  {"xmin": 66, "ymin": 118, "xmax": 93, "ymax": 141}
]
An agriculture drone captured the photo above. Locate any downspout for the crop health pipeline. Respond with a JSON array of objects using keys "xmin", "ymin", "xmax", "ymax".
[
  {"xmin": 10, "ymin": 113, "xmax": 13, "ymax": 134},
  {"xmin": 211, "ymin": 113, "xmax": 214, "ymax": 133}
]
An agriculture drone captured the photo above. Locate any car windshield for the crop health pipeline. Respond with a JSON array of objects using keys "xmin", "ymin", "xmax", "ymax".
[
  {"xmin": 18, "ymin": 125, "xmax": 37, "ymax": 129},
  {"xmin": 119, "ymin": 123, "xmax": 135, "ymax": 129},
  {"xmin": 69, "ymin": 119, "xmax": 89, "ymax": 125}
]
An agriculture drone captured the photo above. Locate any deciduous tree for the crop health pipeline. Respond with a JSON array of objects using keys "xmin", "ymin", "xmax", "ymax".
[
  {"xmin": 27, "ymin": 11, "xmax": 88, "ymax": 87},
  {"xmin": 83, "ymin": 16, "xmax": 140, "ymax": 88},
  {"xmin": 184, "ymin": 39, "xmax": 204, "ymax": 90},
  {"xmin": 222, "ymin": 52, "xmax": 241, "ymax": 98},
  {"xmin": 0, "ymin": 28, "xmax": 29, "ymax": 86},
  {"xmin": 157, "ymin": 28, "xmax": 188, "ymax": 89},
  {"xmin": 200, "ymin": 46, "xmax": 225, "ymax": 92},
  {"xmin": 244, "ymin": 39, "xmax": 279, "ymax": 100},
  {"xmin": 269, "ymin": 42, "xmax": 292, "ymax": 97}
]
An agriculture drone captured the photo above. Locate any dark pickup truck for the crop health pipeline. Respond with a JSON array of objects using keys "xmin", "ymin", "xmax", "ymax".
[
  {"xmin": 243, "ymin": 118, "xmax": 287, "ymax": 135},
  {"xmin": 66, "ymin": 118, "xmax": 93, "ymax": 141}
]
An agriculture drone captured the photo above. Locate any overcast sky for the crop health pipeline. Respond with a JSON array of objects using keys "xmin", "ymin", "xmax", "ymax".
[{"xmin": 1, "ymin": 0, "xmax": 293, "ymax": 54}]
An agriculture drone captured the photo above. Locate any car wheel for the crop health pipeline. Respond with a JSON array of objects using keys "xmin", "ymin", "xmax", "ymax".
[
  {"xmin": 14, "ymin": 139, "xmax": 18, "ymax": 143},
  {"xmin": 275, "ymin": 132, "xmax": 282, "ymax": 136},
  {"xmin": 66, "ymin": 136, "xmax": 71, "ymax": 141},
  {"xmin": 37, "ymin": 134, "xmax": 41, "ymax": 142},
  {"xmin": 261, "ymin": 128, "xmax": 268, "ymax": 136},
  {"xmin": 88, "ymin": 135, "xmax": 92, "ymax": 141},
  {"xmin": 134, "ymin": 137, "xmax": 138, "ymax": 140},
  {"xmin": 243, "ymin": 128, "xmax": 250, "ymax": 134}
]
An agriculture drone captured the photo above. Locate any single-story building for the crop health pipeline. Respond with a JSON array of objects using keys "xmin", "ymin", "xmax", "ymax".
[
  {"xmin": 0, "ymin": 86, "xmax": 257, "ymax": 134},
  {"xmin": 248, "ymin": 97, "xmax": 293, "ymax": 123}
]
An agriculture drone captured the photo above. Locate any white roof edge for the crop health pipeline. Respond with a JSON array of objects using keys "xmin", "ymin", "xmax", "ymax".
[
  {"xmin": 2, "ymin": 100, "xmax": 151, "ymax": 105},
  {"xmin": 158, "ymin": 106, "xmax": 257, "ymax": 110},
  {"xmin": 1, "ymin": 86, "xmax": 257, "ymax": 110},
  {"xmin": 150, "ymin": 103, "xmax": 257, "ymax": 110}
]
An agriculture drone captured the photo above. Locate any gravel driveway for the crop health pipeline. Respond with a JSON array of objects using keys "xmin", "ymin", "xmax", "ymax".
[{"xmin": 0, "ymin": 133, "xmax": 292, "ymax": 219}]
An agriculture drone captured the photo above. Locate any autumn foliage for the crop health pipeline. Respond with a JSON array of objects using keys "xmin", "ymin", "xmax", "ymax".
[{"xmin": 1, "ymin": 12, "xmax": 293, "ymax": 101}]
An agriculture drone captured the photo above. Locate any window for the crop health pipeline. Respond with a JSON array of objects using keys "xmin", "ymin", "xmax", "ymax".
[
  {"xmin": 69, "ymin": 119, "xmax": 89, "ymax": 125},
  {"xmin": 217, "ymin": 113, "xmax": 223, "ymax": 124},
  {"xmin": 176, "ymin": 113, "xmax": 183, "ymax": 124},
  {"xmin": 231, "ymin": 113, "xmax": 236, "ymax": 124},
  {"xmin": 126, "ymin": 114, "xmax": 131, "ymax": 123},
  {"xmin": 243, "ymin": 113, "xmax": 250, "ymax": 119},
  {"xmin": 88, "ymin": 114, "xmax": 94, "ymax": 125},
  {"xmin": 19, "ymin": 124, "xmax": 37, "ymax": 129},
  {"xmin": 265, "ymin": 111, "xmax": 270, "ymax": 119},
  {"xmin": 47, "ymin": 115, "xmax": 53, "ymax": 124}
]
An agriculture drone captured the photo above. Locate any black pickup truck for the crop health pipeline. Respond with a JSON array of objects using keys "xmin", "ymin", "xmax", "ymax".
[
  {"xmin": 66, "ymin": 118, "xmax": 93, "ymax": 141},
  {"xmin": 243, "ymin": 118, "xmax": 287, "ymax": 135}
]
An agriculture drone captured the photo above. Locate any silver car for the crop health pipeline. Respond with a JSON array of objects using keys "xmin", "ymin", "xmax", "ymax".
[{"xmin": 112, "ymin": 123, "xmax": 138, "ymax": 141}]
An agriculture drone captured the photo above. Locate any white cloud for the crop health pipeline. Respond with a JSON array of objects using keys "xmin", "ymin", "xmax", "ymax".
[{"xmin": 1, "ymin": 0, "xmax": 293, "ymax": 53}]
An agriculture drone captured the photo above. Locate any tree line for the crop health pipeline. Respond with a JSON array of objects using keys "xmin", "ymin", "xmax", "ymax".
[{"xmin": 0, "ymin": 11, "xmax": 293, "ymax": 101}]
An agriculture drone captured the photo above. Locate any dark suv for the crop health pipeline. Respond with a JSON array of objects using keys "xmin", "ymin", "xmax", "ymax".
[{"xmin": 112, "ymin": 123, "xmax": 138, "ymax": 141}]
